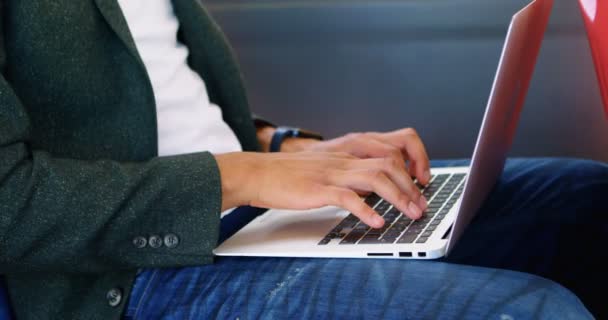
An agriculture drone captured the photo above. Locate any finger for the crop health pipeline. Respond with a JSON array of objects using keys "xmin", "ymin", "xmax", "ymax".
[
  {"xmin": 323, "ymin": 152, "xmax": 358, "ymax": 160},
  {"xmin": 371, "ymin": 128, "xmax": 431, "ymax": 185},
  {"xmin": 329, "ymin": 169, "xmax": 423, "ymax": 220},
  {"xmin": 299, "ymin": 151, "xmax": 358, "ymax": 159},
  {"xmin": 274, "ymin": 151, "xmax": 357, "ymax": 161},
  {"xmin": 325, "ymin": 186, "xmax": 385, "ymax": 228},
  {"xmin": 342, "ymin": 158, "xmax": 427, "ymax": 211},
  {"xmin": 358, "ymin": 136, "xmax": 407, "ymax": 164},
  {"xmin": 346, "ymin": 136, "xmax": 415, "ymax": 181},
  {"xmin": 266, "ymin": 152, "xmax": 358, "ymax": 173}
]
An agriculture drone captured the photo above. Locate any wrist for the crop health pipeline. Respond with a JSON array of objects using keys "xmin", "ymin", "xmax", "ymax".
[
  {"xmin": 215, "ymin": 152, "xmax": 258, "ymax": 211},
  {"xmin": 257, "ymin": 125, "xmax": 323, "ymax": 152},
  {"xmin": 269, "ymin": 126, "xmax": 324, "ymax": 152},
  {"xmin": 280, "ymin": 137, "xmax": 322, "ymax": 152},
  {"xmin": 256, "ymin": 126, "xmax": 276, "ymax": 152}
]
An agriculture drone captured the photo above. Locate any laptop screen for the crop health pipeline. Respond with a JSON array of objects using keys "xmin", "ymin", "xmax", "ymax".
[
  {"xmin": 445, "ymin": 0, "xmax": 554, "ymax": 255},
  {"xmin": 578, "ymin": 0, "xmax": 608, "ymax": 118}
]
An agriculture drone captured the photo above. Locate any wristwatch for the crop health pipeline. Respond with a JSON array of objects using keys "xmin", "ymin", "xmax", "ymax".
[{"xmin": 269, "ymin": 126, "xmax": 324, "ymax": 152}]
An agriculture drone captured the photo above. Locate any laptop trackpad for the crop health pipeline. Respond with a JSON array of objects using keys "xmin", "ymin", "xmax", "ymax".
[{"xmin": 216, "ymin": 206, "xmax": 347, "ymax": 253}]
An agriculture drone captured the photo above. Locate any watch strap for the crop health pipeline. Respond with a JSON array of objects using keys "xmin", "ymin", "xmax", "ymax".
[
  {"xmin": 269, "ymin": 127, "xmax": 296, "ymax": 152},
  {"xmin": 269, "ymin": 126, "xmax": 323, "ymax": 152}
]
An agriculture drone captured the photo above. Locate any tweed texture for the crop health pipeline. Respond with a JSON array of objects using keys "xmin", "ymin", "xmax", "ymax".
[{"xmin": 0, "ymin": 0, "xmax": 259, "ymax": 318}]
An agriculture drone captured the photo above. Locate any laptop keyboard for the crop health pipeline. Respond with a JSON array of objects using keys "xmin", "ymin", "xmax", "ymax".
[{"xmin": 318, "ymin": 173, "xmax": 466, "ymax": 245}]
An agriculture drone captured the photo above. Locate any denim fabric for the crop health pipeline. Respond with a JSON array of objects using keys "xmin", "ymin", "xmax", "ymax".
[
  {"xmin": 122, "ymin": 158, "xmax": 608, "ymax": 319},
  {"xmin": 1, "ymin": 158, "xmax": 606, "ymax": 319},
  {"xmin": 123, "ymin": 257, "xmax": 590, "ymax": 320},
  {"xmin": 0, "ymin": 278, "xmax": 11, "ymax": 320}
]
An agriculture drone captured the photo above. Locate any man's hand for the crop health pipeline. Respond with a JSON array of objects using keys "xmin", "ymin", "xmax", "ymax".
[
  {"xmin": 304, "ymin": 128, "xmax": 431, "ymax": 186},
  {"xmin": 215, "ymin": 151, "xmax": 428, "ymax": 228},
  {"xmin": 258, "ymin": 128, "xmax": 431, "ymax": 187}
]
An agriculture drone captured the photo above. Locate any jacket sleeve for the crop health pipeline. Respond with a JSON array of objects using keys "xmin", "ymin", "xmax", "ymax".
[{"xmin": 0, "ymin": 26, "xmax": 222, "ymax": 276}]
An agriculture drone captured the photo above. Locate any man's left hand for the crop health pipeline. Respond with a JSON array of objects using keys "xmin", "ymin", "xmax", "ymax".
[{"xmin": 283, "ymin": 128, "xmax": 431, "ymax": 186}]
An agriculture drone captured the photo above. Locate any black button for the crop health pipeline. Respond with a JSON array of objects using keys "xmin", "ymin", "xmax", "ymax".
[
  {"xmin": 132, "ymin": 236, "xmax": 147, "ymax": 249},
  {"xmin": 106, "ymin": 288, "xmax": 122, "ymax": 307},
  {"xmin": 163, "ymin": 233, "xmax": 180, "ymax": 248},
  {"xmin": 149, "ymin": 235, "xmax": 163, "ymax": 248}
]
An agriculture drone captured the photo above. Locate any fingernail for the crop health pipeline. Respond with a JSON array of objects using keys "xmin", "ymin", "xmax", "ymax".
[
  {"xmin": 408, "ymin": 201, "xmax": 422, "ymax": 218},
  {"xmin": 418, "ymin": 196, "xmax": 428, "ymax": 211},
  {"xmin": 373, "ymin": 215, "xmax": 385, "ymax": 228},
  {"xmin": 424, "ymin": 170, "xmax": 431, "ymax": 182}
]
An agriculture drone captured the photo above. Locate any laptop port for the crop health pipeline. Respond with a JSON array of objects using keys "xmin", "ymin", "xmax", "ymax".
[
  {"xmin": 418, "ymin": 252, "xmax": 427, "ymax": 257},
  {"xmin": 367, "ymin": 253, "xmax": 393, "ymax": 257},
  {"xmin": 399, "ymin": 252, "xmax": 413, "ymax": 257}
]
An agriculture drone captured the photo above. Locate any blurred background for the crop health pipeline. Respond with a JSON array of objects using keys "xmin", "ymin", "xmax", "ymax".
[{"xmin": 206, "ymin": 0, "xmax": 608, "ymax": 161}]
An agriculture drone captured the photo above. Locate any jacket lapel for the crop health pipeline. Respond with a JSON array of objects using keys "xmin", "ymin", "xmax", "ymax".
[{"xmin": 93, "ymin": 0, "xmax": 145, "ymax": 68}]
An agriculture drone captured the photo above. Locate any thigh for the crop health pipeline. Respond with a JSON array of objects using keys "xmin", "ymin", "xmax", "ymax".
[
  {"xmin": 440, "ymin": 158, "xmax": 608, "ymax": 317},
  {"xmin": 212, "ymin": 159, "xmax": 607, "ymax": 317},
  {"xmin": 129, "ymin": 158, "xmax": 603, "ymax": 320},
  {"xmin": 447, "ymin": 158, "xmax": 608, "ymax": 263},
  {"xmin": 124, "ymin": 258, "xmax": 591, "ymax": 320}
]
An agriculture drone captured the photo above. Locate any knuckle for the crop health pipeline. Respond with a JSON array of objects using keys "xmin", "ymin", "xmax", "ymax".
[
  {"xmin": 408, "ymin": 188, "xmax": 421, "ymax": 201},
  {"xmin": 362, "ymin": 209, "xmax": 376, "ymax": 219},
  {"xmin": 410, "ymin": 186, "xmax": 423, "ymax": 199},
  {"xmin": 396, "ymin": 191, "xmax": 409, "ymax": 203},
  {"xmin": 390, "ymin": 148, "xmax": 402, "ymax": 159},
  {"xmin": 338, "ymin": 190, "xmax": 356, "ymax": 205},
  {"xmin": 322, "ymin": 170, "xmax": 336, "ymax": 184},
  {"xmin": 383, "ymin": 156, "xmax": 400, "ymax": 171},
  {"xmin": 337, "ymin": 152, "xmax": 355, "ymax": 159},
  {"xmin": 361, "ymin": 132, "xmax": 374, "ymax": 140},
  {"xmin": 403, "ymin": 127, "xmax": 419, "ymax": 138},
  {"xmin": 400, "ymin": 178, "xmax": 417, "ymax": 194},
  {"xmin": 369, "ymin": 169, "xmax": 385, "ymax": 181},
  {"xmin": 345, "ymin": 132, "xmax": 362, "ymax": 140},
  {"xmin": 381, "ymin": 156, "xmax": 392, "ymax": 166}
]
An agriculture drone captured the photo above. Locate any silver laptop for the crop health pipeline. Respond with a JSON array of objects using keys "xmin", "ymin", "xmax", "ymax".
[{"xmin": 215, "ymin": 0, "xmax": 554, "ymax": 260}]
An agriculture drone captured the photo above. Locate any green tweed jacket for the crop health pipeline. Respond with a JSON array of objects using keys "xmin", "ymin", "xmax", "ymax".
[{"xmin": 0, "ymin": 0, "xmax": 260, "ymax": 318}]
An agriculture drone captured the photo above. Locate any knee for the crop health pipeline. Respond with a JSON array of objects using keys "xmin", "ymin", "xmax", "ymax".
[
  {"xmin": 504, "ymin": 158, "xmax": 608, "ymax": 195},
  {"xmin": 507, "ymin": 158, "xmax": 606, "ymax": 180},
  {"xmin": 546, "ymin": 158, "xmax": 608, "ymax": 181},
  {"xmin": 495, "ymin": 273, "xmax": 592, "ymax": 319}
]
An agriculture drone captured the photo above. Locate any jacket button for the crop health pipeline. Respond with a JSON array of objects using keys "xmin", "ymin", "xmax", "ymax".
[
  {"xmin": 106, "ymin": 288, "xmax": 122, "ymax": 307},
  {"xmin": 149, "ymin": 235, "xmax": 163, "ymax": 248},
  {"xmin": 132, "ymin": 236, "xmax": 147, "ymax": 248},
  {"xmin": 164, "ymin": 233, "xmax": 180, "ymax": 248}
]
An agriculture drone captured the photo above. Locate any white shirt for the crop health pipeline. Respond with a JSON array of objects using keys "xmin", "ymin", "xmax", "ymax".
[{"xmin": 117, "ymin": 0, "xmax": 242, "ymax": 157}]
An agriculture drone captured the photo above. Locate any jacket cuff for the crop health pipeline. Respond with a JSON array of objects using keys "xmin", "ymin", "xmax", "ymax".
[{"xmin": 109, "ymin": 152, "xmax": 222, "ymax": 268}]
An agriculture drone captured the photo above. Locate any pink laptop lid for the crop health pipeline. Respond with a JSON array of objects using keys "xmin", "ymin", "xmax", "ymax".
[
  {"xmin": 445, "ymin": 0, "xmax": 554, "ymax": 254},
  {"xmin": 578, "ymin": 0, "xmax": 608, "ymax": 117}
]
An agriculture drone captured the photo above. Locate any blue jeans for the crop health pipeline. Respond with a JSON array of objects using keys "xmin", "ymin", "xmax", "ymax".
[
  {"xmin": 122, "ymin": 158, "xmax": 608, "ymax": 319},
  {"xmin": 1, "ymin": 158, "xmax": 607, "ymax": 319}
]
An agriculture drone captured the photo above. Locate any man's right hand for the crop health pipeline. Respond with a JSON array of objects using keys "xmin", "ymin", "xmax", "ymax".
[{"xmin": 215, "ymin": 152, "xmax": 428, "ymax": 228}]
